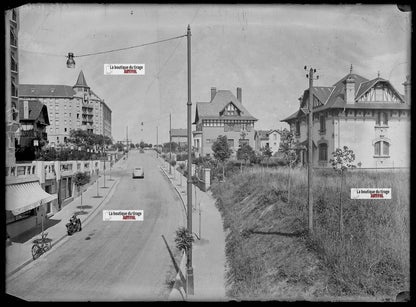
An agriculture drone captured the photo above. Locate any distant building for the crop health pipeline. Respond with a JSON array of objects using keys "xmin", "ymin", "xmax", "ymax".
[
  {"xmin": 281, "ymin": 68, "xmax": 411, "ymax": 168},
  {"xmin": 254, "ymin": 129, "xmax": 281, "ymax": 154},
  {"xmin": 5, "ymin": 7, "xmax": 20, "ymax": 167},
  {"xmin": 170, "ymin": 128, "xmax": 188, "ymax": 148},
  {"xmin": 193, "ymin": 87, "xmax": 257, "ymax": 157},
  {"xmin": 19, "ymin": 71, "xmax": 112, "ymax": 146},
  {"xmin": 254, "ymin": 130, "xmax": 269, "ymax": 152}
]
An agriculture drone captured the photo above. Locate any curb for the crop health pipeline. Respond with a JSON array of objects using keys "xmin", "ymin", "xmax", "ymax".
[
  {"xmin": 160, "ymin": 166, "xmax": 187, "ymax": 216},
  {"xmin": 6, "ymin": 177, "xmax": 120, "ymax": 279}
]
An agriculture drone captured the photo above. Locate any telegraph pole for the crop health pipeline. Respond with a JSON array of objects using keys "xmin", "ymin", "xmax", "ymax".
[
  {"xmin": 186, "ymin": 24, "xmax": 194, "ymax": 295},
  {"xmin": 169, "ymin": 113, "xmax": 172, "ymax": 174},
  {"xmin": 304, "ymin": 66, "xmax": 318, "ymax": 235}
]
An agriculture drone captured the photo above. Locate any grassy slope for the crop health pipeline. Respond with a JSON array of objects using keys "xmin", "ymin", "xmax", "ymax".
[{"xmin": 211, "ymin": 168, "xmax": 409, "ymax": 301}]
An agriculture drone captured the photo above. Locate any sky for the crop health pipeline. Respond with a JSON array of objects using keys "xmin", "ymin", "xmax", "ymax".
[{"xmin": 17, "ymin": 4, "xmax": 411, "ymax": 144}]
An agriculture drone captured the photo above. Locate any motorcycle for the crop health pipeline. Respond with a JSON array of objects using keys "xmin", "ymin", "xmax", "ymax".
[{"xmin": 66, "ymin": 215, "xmax": 82, "ymax": 235}]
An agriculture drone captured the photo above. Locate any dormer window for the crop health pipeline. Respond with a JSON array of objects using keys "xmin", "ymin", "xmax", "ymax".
[{"xmin": 225, "ymin": 103, "xmax": 238, "ymax": 116}]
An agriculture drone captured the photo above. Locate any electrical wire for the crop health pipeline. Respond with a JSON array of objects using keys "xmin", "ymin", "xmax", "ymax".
[{"xmin": 74, "ymin": 34, "xmax": 187, "ymax": 58}]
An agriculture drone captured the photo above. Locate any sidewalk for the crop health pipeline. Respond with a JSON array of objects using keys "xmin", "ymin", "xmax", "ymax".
[
  {"xmin": 6, "ymin": 157, "xmax": 126, "ymax": 278},
  {"xmin": 159, "ymin": 158, "xmax": 227, "ymax": 301}
]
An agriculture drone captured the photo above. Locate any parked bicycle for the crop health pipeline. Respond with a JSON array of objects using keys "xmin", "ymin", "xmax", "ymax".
[{"xmin": 31, "ymin": 232, "xmax": 52, "ymax": 260}]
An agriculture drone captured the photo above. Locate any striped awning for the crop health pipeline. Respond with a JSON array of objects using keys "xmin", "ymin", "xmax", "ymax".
[{"xmin": 6, "ymin": 181, "xmax": 57, "ymax": 215}]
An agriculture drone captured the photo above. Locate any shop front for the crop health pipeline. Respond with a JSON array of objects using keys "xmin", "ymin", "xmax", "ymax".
[{"xmin": 6, "ymin": 179, "xmax": 58, "ymax": 239}]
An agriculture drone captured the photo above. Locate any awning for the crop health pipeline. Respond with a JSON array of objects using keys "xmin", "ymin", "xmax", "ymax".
[{"xmin": 6, "ymin": 181, "xmax": 58, "ymax": 215}]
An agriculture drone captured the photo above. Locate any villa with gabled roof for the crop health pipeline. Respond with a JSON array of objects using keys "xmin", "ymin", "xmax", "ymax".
[
  {"xmin": 281, "ymin": 67, "xmax": 411, "ymax": 168},
  {"xmin": 193, "ymin": 87, "xmax": 257, "ymax": 157}
]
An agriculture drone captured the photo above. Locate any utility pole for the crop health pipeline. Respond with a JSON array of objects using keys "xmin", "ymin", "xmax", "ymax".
[
  {"xmin": 304, "ymin": 66, "xmax": 319, "ymax": 235},
  {"xmin": 156, "ymin": 126, "xmax": 159, "ymax": 158},
  {"xmin": 126, "ymin": 126, "xmax": 129, "ymax": 159},
  {"xmin": 169, "ymin": 113, "xmax": 172, "ymax": 174},
  {"xmin": 186, "ymin": 24, "xmax": 194, "ymax": 295}
]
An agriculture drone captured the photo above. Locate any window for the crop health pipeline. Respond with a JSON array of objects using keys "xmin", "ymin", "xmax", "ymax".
[
  {"xmin": 12, "ymin": 9, "xmax": 17, "ymax": 22},
  {"xmin": 225, "ymin": 103, "xmax": 237, "ymax": 116},
  {"xmin": 375, "ymin": 86, "xmax": 384, "ymax": 101},
  {"xmin": 239, "ymin": 139, "xmax": 249, "ymax": 147},
  {"xmin": 319, "ymin": 115, "xmax": 326, "ymax": 133},
  {"xmin": 374, "ymin": 141, "xmax": 389, "ymax": 156},
  {"xmin": 295, "ymin": 121, "xmax": 300, "ymax": 136},
  {"xmin": 227, "ymin": 139, "xmax": 235, "ymax": 148},
  {"xmin": 318, "ymin": 143, "xmax": 328, "ymax": 161},
  {"xmin": 11, "ymin": 77, "xmax": 18, "ymax": 97},
  {"xmin": 376, "ymin": 111, "xmax": 388, "ymax": 126},
  {"xmin": 10, "ymin": 54, "xmax": 18, "ymax": 72},
  {"xmin": 10, "ymin": 30, "xmax": 17, "ymax": 47}
]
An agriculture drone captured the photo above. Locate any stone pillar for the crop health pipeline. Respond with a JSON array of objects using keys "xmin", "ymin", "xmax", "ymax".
[
  {"xmin": 36, "ymin": 161, "xmax": 45, "ymax": 189},
  {"xmin": 203, "ymin": 168, "xmax": 210, "ymax": 190}
]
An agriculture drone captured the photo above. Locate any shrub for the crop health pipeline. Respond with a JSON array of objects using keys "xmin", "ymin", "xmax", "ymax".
[{"xmin": 174, "ymin": 226, "xmax": 194, "ymax": 252}]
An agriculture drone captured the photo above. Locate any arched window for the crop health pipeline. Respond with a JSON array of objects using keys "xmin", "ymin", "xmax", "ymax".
[
  {"xmin": 318, "ymin": 143, "xmax": 328, "ymax": 161},
  {"xmin": 374, "ymin": 141, "xmax": 389, "ymax": 156}
]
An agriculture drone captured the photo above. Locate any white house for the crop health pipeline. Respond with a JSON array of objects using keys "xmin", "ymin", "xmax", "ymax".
[{"xmin": 281, "ymin": 69, "xmax": 410, "ymax": 168}]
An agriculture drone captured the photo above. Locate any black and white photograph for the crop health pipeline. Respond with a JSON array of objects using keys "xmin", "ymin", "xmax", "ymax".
[{"xmin": 4, "ymin": 3, "xmax": 411, "ymax": 302}]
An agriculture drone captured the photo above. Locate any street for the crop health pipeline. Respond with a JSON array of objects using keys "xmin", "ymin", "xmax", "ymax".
[{"xmin": 6, "ymin": 150, "xmax": 185, "ymax": 301}]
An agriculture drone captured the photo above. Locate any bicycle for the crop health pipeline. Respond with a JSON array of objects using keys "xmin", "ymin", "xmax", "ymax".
[{"xmin": 31, "ymin": 232, "xmax": 52, "ymax": 260}]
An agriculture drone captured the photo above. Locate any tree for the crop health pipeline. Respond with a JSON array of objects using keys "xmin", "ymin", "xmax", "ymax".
[
  {"xmin": 114, "ymin": 143, "xmax": 124, "ymax": 152},
  {"xmin": 139, "ymin": 141, "xmax": 145, "ymax": 149},
  {"xmin": 329, "ymin": 146, "xmax": 356, "ymax": 237},
  {"xmin": 68, "ymin": 129, "xmax": 112, "ymax": 149},
  {"xmin": 162, "ymin": 141, "xmax": 178, "ymax": 153},
  {"xmin": 74, "ymin": 171, "xmax": 90, "ymax": 213},
  {"xmin": 211, "ymin": 135, "xmax": 232, "ymax": 181},
  {"xmin": 278, "ymin": 128, "xmax": 298, "ymax": 203},
  {"xmin": 237, "ymin": 143, "xmax": 255, "ymax": 166},
  {"xmin": 260, "ymin": 144, "xmax": 273, "ymax": 167}
]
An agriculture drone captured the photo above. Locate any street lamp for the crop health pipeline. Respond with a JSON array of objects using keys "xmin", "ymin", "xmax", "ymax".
[{"xmin": 66, "ymin": 52, "xmax": 75, "ymax": 68}]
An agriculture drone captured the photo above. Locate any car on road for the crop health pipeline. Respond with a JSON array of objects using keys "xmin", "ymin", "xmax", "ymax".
[{"xmin": 132, "ymin": 167, "xmax": 144, "ymax": 179}]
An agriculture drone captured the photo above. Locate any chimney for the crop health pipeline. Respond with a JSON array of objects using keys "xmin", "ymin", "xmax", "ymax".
[
  {"xmin": 211, "ymin": 87, "xmax": 216, "ymax": 101},
  {"xmin": 237, "ymin": 87, "xmax": 242, "ymax": 103},
  {"xmin": 23, "ymin": 100, "xmax": 29, "ymax": 119},
  {"xmin": 403, "ymin": 75, "xmax": 411, "ymax": 105},
  {"xmin": 345, "ymin": 76, "xmax": 355, "ymax": 104}
]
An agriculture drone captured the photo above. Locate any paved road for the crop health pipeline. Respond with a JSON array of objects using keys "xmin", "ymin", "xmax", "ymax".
[{"xmin": 6, "ymin": 150, "xmax": 185, "ymax": 301}]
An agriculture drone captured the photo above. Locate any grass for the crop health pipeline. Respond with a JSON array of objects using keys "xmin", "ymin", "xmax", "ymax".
[{"xmin": 211, "ymin": 167, "xmax": 410, "ymax": 300}]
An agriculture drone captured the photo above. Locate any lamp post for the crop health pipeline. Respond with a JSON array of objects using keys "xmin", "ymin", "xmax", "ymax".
[
  {"xmin": 186, "ymin": 24, "xmax": 194, "ymax": 295},
  {"xmin": 102, "ymin": 143, "xmax": 107, "ymax": 188}
]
